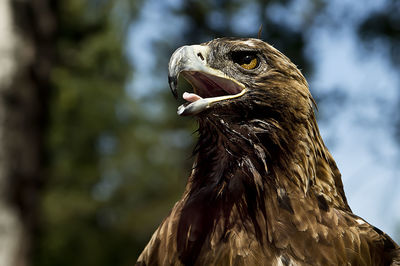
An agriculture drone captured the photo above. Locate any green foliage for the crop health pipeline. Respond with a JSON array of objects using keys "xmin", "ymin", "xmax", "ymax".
[{"xmin": 35, "ymin": 1, "xmax": 145, "ymax": 265}]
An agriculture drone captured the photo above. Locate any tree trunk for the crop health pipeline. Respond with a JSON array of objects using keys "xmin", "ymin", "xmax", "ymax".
[{"xmin": 0, "ymin": 0, "xmax": 54, "ymax": 265}]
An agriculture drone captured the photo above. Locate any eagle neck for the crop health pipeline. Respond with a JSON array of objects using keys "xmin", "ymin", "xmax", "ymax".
[
  {"xmin": 188, "ymin": 114, "xmax": 349, "ymax": 211},
  {"xmin": 176, "ymin": 114, "xmax": 349, "ymax": 263}
]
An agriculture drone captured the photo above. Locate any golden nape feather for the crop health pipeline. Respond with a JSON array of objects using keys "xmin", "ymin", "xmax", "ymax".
[{"xmin": 136, "ymin": 38, "xmax": 400, "ymax": 266}]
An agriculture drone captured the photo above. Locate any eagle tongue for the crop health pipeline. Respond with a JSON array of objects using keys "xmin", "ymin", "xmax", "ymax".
[{"xmin": 183, "ymin": 92, "xmax": 203, "ymax": 103}]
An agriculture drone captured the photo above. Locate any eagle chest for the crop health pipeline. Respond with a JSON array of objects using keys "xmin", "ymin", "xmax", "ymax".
[{"xmin": 160, "ymin": 200, "xmax": 389, "ymax": 266}]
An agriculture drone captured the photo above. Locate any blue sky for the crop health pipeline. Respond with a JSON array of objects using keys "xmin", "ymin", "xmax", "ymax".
[{"xmin": 128, "ymin": 0, "xmax": 400, "ymax": 240}]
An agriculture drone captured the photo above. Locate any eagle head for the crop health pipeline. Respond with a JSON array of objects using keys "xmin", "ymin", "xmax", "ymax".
[{"xmin": 168, "ymin": 37, "xmax": 312, "ymax": 126}]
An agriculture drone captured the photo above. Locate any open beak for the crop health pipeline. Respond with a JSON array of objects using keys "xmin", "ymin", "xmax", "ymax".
[{"xmin": 168, "ymin": 45, "xmax": 247, "ymax": 116}]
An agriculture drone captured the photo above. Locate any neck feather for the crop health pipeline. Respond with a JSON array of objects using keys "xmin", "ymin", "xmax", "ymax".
[
  {"xmin": 176, "ymin": 113, "xmax": 349, "ymax": 264},
  {"xmin": 189, "ymin": 113, "xmax": 347, "ymax": 205}
]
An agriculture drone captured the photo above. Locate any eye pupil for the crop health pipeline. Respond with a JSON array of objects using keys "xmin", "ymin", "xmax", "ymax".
[
  {"xmin": 232, "ymin": 52, "xmax": 259, "ymax": 70},
  {"xmin": 243, "ymin": 55, "xmax": 253, "ymax": 64}
]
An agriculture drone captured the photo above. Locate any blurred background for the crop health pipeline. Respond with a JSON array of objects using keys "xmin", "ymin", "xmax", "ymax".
[{"xmin": 0, "ymin": 0, "xmax": 399, "ymax": 265}]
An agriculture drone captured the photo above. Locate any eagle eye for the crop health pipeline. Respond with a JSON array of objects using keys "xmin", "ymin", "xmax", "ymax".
[{"xmin": 231, "ymin": 51, "xmax": 259, "ymax": 70}]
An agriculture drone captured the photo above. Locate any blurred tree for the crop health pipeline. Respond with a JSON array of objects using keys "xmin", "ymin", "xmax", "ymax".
[
  {"xmin": 34, "ymin": 1, "xmax": 142, "ymax": 266},
  {"xmin": 358, "ymin": 0, "xmax": 400, "ymax": 143},
  {"xmin": 0, "ymin": 0, "xmax": 55, "ymax": 265},
  {"xmin": 357, "ymin": 0, "xmax": 400, "ymax": 240},
  {"xmin": 358, "ymin": 0, "xmax": 400, "ymax": 66}
]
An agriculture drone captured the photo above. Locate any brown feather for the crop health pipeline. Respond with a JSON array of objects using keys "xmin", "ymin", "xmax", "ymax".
[{"xmin": 137, "ymin": 38, "xmax": 400, "ymax": 266}]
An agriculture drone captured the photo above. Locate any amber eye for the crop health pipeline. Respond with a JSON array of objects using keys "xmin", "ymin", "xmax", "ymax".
[{"xmin": 232, "ymin": 52, "xmax": 259, "ymax": 70}]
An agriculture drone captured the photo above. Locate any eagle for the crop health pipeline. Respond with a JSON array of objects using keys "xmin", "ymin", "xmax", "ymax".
[{"xmin": 136, "ymin": 38, "xmax": 400, "ymax": 265}]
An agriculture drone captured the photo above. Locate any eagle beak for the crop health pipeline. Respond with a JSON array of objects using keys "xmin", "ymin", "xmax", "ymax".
[
  {"xmin": 168, "ymin": 45, "xmax": 246, "ymax": 116},
  {"xmin": 168, "ymin": 45, "xmax": 210, "ymax": 100},
  {"xmin": 168, "ymin": 75, "xmax": 178, "ymax": 99}
]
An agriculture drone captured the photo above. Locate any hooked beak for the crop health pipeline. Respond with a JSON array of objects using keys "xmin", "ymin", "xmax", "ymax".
[{"xmin": 168, "ymin": 45, "xmax": 246, "ymax": 116}]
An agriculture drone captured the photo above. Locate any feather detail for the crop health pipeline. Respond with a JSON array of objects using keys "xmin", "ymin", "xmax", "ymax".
[{"xmin": 137, "ymin": 37, "xmax": 399, "ymax": 266}]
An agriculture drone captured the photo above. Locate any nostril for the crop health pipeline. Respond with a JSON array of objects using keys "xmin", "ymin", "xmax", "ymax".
[{"xmin": 197, "ymin": 53, "xmax": 205, "ymax": 61}]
